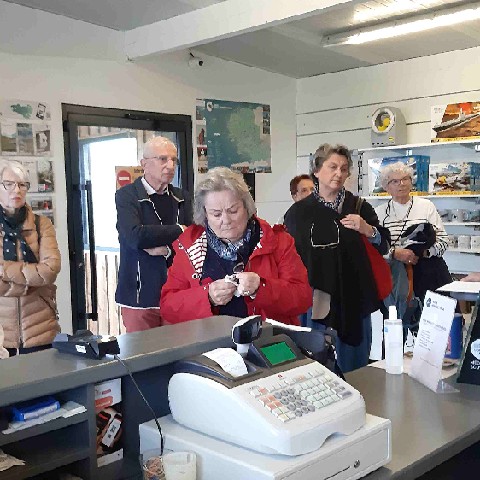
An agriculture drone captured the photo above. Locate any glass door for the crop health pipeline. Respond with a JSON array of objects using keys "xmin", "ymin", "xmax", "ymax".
[{"xmin": 63, "ymin": 105, "xmax": 193, "ymax": 334}]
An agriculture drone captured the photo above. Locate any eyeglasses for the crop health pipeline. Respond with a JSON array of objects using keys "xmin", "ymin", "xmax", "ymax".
[
  {"xmin": 1, "ymin": 181, "xmax": 30, "ymax": 191},
  {"xmin": 310, "ymin": 220, "xmax": 340, "ymax": 249},
  {"xmin": 145, "ymin": 155, "xmax": 179, "ymax": 164},
  {"xmin": 387, "ymin": 176, "xmax": 412, "ymax": 187}
]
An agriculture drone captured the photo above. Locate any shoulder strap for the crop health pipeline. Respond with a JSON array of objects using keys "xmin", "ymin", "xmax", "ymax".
[
  {"xmin": 34, "ymin": 214, "xmax": 41, "ymax": 239},
  {"xmin": 355, "ymin": 196, "xmax": 364, "ymax": 215}
]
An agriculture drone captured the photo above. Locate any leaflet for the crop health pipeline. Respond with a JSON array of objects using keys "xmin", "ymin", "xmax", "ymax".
[{"xmin": 409, "ymin": 291, "xmax": 457, "ymax": 392}]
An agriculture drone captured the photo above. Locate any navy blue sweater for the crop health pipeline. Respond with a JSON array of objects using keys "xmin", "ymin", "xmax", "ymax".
[{"xmin": 115, "ymin": 177, "xmax": 192, "ymax": 308}]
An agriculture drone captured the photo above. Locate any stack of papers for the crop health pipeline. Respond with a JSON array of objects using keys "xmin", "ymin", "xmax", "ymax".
[
  {"xmin": 1, "ymin": 401, "xmax": 86, "ymax": 435},
  {"xmin": 438, "ymin": 281, "xmax": 480, "ymax": 294}
]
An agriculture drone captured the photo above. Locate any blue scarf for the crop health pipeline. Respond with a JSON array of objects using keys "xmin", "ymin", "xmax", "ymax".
[
  {"xmin": 313, "ymin": 185, "xmax": 346, "ymax": 212},
  {"xmin": 206, "ymin": 221, "xmax": 254, "ymax": 261}
]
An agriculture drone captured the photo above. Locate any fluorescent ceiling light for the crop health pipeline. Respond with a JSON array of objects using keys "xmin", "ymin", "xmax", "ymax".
[
  {"xmin": 325, "ymin": 4, "xmax": 480, "ymax": 46},
  {"xmin": 354, "ymin": 0, "xmax": 438, "ymax": 23}
]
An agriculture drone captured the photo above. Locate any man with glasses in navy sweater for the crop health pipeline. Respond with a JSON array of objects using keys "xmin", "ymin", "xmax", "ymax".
[{"xmin": 115, "ymin": 136, "xmax": 192, "ymax": 332}]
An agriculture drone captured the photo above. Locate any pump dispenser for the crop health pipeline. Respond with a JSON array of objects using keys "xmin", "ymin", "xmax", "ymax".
[{"xmin": 384, "ymin": 306, "xmax": 404, "ymax": 374}]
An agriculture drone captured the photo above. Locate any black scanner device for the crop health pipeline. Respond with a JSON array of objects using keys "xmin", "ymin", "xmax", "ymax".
[{"xmin": 52, "ymin": 330, "xmax": 120, "ymax": 359}]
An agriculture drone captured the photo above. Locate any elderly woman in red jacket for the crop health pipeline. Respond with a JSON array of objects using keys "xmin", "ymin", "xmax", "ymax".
[{"xmin": 160, "ymin": 167, "xmax": 311, "ymax": 325}]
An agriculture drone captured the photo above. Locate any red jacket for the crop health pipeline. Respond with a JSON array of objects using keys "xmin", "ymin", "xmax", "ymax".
[{"xmin": 160, "ymin": 217, "xmax": 311, "ymax": 325}]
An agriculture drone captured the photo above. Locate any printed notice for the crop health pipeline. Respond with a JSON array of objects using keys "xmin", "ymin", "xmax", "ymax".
[{"xmin": 409, "ymin": 291, "xmax": 457, "ymax": 392}]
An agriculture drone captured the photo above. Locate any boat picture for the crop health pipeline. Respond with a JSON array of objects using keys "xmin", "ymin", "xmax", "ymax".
[{"xmin": 432, "ymin": 109, "xmax": 480, "ymax": 132}]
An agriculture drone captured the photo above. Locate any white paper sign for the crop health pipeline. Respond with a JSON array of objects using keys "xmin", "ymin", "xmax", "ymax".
[
  {"xmin": 203, "ymin": 348, "xmax": 248, "ymax": 378},
  {"xmin": 409, "ymin": 291, "xmax": 457, "ymax": 392}
]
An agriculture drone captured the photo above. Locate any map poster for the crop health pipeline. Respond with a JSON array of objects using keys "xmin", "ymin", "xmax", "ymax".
[
  {"xmin": 196, "ymin": 98, "xmax": 271, "ymax": 173},
  {"xmin": 431, "ymin": 102, "xmax": 480, "ymax": 142}
]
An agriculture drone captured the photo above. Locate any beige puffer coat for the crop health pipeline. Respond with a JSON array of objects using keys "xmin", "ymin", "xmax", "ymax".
[{"xmin": 0, "ymin": 206, "xmax": 61, "ymax": 349}]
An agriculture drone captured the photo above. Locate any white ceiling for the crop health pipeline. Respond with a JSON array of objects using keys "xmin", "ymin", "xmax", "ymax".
[
  {"xmin": 3, "ymin": 0, "xmax": 480, "ymax": 78},
  {"xmin": 2, "ymin": 0, "xmax": 227, "ymax": 30}
]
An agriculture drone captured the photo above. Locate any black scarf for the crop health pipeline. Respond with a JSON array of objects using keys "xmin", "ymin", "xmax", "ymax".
[{"xmin": 0, "ymin": 206, "xmax": 38, "ymax": 263}]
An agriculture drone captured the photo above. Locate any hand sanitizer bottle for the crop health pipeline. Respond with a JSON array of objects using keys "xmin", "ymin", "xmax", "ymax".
[{"xmin": 384, "ymin": 306, "xmax": 404, "ymax": 374}]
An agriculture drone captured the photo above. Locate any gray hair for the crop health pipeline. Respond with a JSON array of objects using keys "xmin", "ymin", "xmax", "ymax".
[
  {"xmin": 0, "ymin": 160, "xmax": 30, "ymax": 182},
  {"xmin": 309, "ymin": 143, "xmax": 352, "ymax": 176},
  {"xmin": 142, "ymin": 136, "xmax": 177, "ymax": 158},
  {"xmin": 193, "ymin": 167, "xmax": 256, "ymax": 226},
  {"xmin": 380, "ymin": 161, "xmax": 414, "ymax": 190}
]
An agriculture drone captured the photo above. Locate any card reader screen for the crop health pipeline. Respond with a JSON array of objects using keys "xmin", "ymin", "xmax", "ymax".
[{"xmin": 260, "ymin": 342, "xmax": 296, "ymax": 366}]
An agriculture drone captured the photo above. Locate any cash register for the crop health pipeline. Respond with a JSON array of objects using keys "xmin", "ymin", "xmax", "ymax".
[{"xmin": 140, "ymin": 316, "xmax": 391, "ymax": 479}]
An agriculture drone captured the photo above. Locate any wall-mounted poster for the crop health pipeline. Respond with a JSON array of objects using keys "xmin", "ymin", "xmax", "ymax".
[
  {"xmin": 115, "ymin": 166, "xmax": 144, "ymax": 189},
  {"xmin": 34, "ymin": 124, "xmax": 51, "ymax": 155},
  {"xmin": 0, "ymin": 98, "xmax": 55, "ymax": 224},
  {"xmin": 431, "ymin": 102, "xmax": 480, "ymax": 142},
  {"xmin": 196, "ymin": 98, "xmax": 271, "ymax": 173},
  {"xmin": 0, "ymin": 99, "xmax": 51, "ymax": 122},
  {"xmin": 0, "ymin": 122, "xmax": 17, "ymax": 153}
]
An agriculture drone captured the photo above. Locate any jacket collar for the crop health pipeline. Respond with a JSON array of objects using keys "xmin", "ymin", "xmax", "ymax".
[
  {"xmin": 133, "ymin": 176, "xmax": 185, "ymax": 203},
  {"xmin": 178, "ymin": 216, "xmax": 278, "ymax": 269}
]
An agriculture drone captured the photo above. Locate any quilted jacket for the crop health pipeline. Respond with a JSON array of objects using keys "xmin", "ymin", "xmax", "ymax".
[{"xmin": 0, "ymin": 206, "xmax": 61, "ymax": 349}]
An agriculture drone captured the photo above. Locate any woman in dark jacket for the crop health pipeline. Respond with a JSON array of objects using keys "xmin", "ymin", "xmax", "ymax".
[{"xmin": 284, "ymin": 144, "xmax": 390, "ymax": 373}]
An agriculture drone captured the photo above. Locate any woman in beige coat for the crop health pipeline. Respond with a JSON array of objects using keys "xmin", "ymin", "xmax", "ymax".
[{"xmin": 0, "ymin": 160, "xmax": 61, "ymax": 356}]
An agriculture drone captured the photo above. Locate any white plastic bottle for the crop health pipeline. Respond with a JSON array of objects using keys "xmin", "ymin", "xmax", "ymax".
[{"xmin": 384, "ymin": 306, "xmax": 404, "ymax": 374}]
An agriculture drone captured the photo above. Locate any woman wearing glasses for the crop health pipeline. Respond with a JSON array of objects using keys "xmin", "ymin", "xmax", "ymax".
[
  {"xmin": 375, "ymin": 162, "xmax": 450, "ymax": 317},
  {"xmin": 160, "ymin": 167, "xmax": 312, "ymax": 325},
  {"xmin": 284, "ymin": 144, "xmax": 389, "ymax": 373},
  {"xmin": 0, "ymin": 160, "xmax": 61, "ymax": 356}
]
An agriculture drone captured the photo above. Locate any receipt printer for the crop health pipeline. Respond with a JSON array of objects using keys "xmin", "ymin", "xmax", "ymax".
[{"xmin": 53, "ymin": 330, "xmax": 120, "ymax": 359}]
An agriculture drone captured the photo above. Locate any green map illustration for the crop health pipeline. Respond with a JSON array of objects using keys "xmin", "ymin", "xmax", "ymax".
[
  {"xmin": 204, "ymin": 99, "xmax": 271, "ymax": 173},
  {"xmin": 11, "ymin": 103, "xmax": 33, "ymax": 119}
]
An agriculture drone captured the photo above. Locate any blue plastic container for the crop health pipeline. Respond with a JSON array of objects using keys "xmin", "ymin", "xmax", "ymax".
[{"xmin": 445, "ymin": 313, "xmax": 463, "ymax": 359}]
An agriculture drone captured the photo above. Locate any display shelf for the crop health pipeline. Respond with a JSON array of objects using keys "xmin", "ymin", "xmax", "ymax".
[
  {"xmin": 99, "ymin": 456, "xmax": 141, "ymax": 480},
  {"xmin": 357, "ymin": 138, "xmax": 480, "ymax": 153},
  {"xmin": 445, "ymin": 248, "xmax": 480, "ymax": 254},
  {"xmin": 444, "ymin": 222, "xmax": 480, "ymax": 226},
  {"xmin": 0, "ymin": 411, "xmax": 88, "ymax": 447},
  {"xmin": 0, "ymin": 426, "xmax": 90, "ymax": 480},
  {"xmin": 364, "ymin": 194, "xmax": 479, "ymax": 200}
]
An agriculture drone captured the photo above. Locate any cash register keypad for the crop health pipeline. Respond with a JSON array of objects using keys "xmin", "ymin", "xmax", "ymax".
[{"xmin": 249, "ymin": 367, "xmax": 352, "ymax": 423}]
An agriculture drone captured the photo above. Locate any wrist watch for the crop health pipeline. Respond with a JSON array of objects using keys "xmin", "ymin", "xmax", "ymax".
[
  {"xmin": 370, "ymin": 226, "xmax": 378, "ymax": 238},
  {"xmin": 388, "ymin": 246, "xmax": 396, "ymax": 260}
]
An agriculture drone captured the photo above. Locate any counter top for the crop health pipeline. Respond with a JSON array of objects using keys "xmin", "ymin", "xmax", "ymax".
[
  {"xmin": 347, "ymin": 366, "xmax": 480, "ymax": 479},
  {"xmin": 0, "ymin": 316, "xmax": 238, "ymax": 407}
]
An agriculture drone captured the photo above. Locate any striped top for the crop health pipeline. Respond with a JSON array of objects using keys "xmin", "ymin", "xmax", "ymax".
[{"xmin": 375, "ymin": 197, "xmax": 448, "ymax": 257}]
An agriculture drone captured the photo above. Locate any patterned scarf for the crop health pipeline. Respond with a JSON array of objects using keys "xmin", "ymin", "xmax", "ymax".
[
  {"xmin": 313, "ymin": 185, "xmax": 346, "ymax": 212},
  {"xmin": 0, "ymin": 206, "xmax": 37, "ymax": 263},
  {"xmin": 206, "ymin": 219, "xmax": 255, "ymax": 261}
]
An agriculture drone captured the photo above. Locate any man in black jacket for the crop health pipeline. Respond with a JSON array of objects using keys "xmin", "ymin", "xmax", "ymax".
[{"xmin": 115, "ymin": 136, "xmax": 192, "ymax": 332}]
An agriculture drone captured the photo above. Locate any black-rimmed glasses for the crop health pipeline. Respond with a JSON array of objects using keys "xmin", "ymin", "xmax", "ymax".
[
  {"xmin": 1, "ymin": 180, "xmax": 30, "ymax": 192},
  {"xmin": 387, "ymin": 176, "xmax": 412, "ymax": 187},
  {"xmin": 310, "ymin": 220, "xmax": 340, "ymax": 249}
]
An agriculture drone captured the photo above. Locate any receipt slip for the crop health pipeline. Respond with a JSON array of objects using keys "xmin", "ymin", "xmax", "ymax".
[{"xmin": 203, "ymin": 348, "xmax": 248, "ymax": 378}]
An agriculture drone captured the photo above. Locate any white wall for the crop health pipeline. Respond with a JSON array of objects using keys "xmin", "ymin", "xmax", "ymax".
[
  {"xmin": 0, "ymin": 50, "xmax": 297, "ymax": 333},
  {"xmin": 296, "ymin": 46, "xmax": 480, "ymax": 274},
  {"xmin": 296, "ymin": 45, "xmax": 480, "ymax": 163}
]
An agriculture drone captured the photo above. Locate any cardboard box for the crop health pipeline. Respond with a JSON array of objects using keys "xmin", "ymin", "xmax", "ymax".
[
  {"xmin": 95, "ymin": 379, "xmax": 123, "ymax": 467},
  {"xmin": 431, "ymin": 102, "xmax": 480, "ymax": 142},
  {"xmin": 428, "ymin": 162, "xmax": 476, "ymax": 194},
  {"xmin": 368, "ymin": 155, "xmax": 429, "ymax": 195}
]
